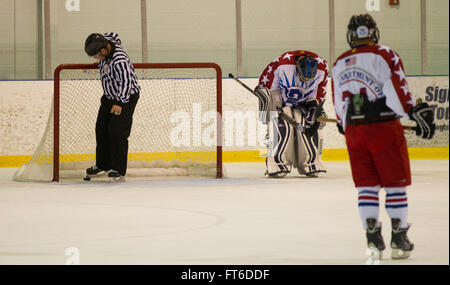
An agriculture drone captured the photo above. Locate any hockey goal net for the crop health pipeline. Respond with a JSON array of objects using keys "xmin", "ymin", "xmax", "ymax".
[{"xmin": 14, "ymin": 63, "xmax": 223, "ymax": 182}]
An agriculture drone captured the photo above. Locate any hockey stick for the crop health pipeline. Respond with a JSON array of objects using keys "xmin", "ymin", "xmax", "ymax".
[
  {"xmin": 228, "ymin": 73, "xmax": 304, "ymax": 132},
  {"xmin": 315, "ymin": 115, "xmax": 415, "ymax": 131},
  {"xmin": 229, "ymin": 73, "xmax": 416, "ymax": 132},
  {"xmin": 316, "ymin": 96, "xmax": 425, "ymax": 131}
]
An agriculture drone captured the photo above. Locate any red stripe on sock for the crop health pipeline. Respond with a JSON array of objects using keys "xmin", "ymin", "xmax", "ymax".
[
  {"xmin": 358, "ymin": 196, "xmax": 379, "ymax": 201},
  {"xmin": 386, "ymin": 198, "xmax": 407, "ymax": 203}
]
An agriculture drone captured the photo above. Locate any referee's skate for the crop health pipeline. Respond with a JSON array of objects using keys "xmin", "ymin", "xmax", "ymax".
[{"xmin": 84, "ymin": 166, "xmax": 109, "ymax": 181}]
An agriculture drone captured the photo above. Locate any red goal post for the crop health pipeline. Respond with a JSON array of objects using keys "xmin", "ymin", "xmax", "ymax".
[{"xmin": 50, "ymin": 62, "xmax": 223, "ymax": 181}]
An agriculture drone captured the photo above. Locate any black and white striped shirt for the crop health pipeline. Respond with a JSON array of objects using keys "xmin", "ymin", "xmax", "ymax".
[{"xmin": 98, "ymin": 32, "xmax": 140, "ymax": 105}]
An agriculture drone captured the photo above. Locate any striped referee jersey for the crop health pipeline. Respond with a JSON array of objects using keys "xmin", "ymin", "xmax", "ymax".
[{"xmin": 98, "ymin": 32, "xmax": 140, "ymax": 105}]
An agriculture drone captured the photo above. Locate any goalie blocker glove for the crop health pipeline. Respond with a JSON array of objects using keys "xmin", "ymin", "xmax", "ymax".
[
  {"xmin": 302, "ymin": 99, "xmax": 325, "ymax": 137},
  {"xmin": 408, "ymin": 102, "xmax": 435, "ymax": 140}
]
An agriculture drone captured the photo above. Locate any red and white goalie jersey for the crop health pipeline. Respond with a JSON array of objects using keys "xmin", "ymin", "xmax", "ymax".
[
  {"xmin": 258, "ymin": 50, "xmax": 328, "ymax": 107},
  {"xmin": 331, "ymin": 45, "xmax": 415, "ymax": 130}
]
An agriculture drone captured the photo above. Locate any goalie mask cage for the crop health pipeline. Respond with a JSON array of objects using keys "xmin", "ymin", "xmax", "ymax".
[{"xmin": 14, "ymin": 63, "xmax": 223, "ymax": 182}]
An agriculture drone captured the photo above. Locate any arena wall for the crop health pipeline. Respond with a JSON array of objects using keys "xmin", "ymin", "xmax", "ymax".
[{"xmin": 0, "ymin": 76, "xmax": 448, "ymax": 167}]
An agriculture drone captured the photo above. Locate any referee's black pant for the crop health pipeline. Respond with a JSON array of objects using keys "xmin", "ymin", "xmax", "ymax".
[{"xmin": 95, "ymin": 94, "xmax": 139, "ymax": 176}]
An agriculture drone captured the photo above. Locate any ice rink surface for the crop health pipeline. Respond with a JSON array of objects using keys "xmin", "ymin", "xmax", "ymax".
[{"xmin": 0, "ymin": 160, "xmax": 448, "ymax": 265}]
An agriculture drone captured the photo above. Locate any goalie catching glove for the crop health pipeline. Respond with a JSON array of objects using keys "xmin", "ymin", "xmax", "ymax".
[{"xmin": 408, "ymin": 102, "xmax": 435, "ymax": 140}]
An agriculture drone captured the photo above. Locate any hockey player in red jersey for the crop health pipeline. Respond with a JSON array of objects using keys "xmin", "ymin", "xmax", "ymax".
[
  {"xmin": 331, "ymin": 14, "xmax": 435, "ymax": 259},
  {"xmin": 256, "ymin": 50, "xmax": 328, "ymax": 178}
]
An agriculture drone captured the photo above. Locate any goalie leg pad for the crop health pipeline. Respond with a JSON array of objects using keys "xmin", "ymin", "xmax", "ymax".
[
  {"xmin": 266, "ymin": 107, "xmax": 294, "ymax": 175},
  {"xmin": 293, "ymin": 108, "xmax": 326, "ymax": 176}
]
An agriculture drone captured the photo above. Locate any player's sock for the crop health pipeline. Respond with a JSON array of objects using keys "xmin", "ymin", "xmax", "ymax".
[
  {"xmin": 357, "ymin": 186, "xmax": 381, "ymax": 229},
  {"xmin": 385, "ymin": 187, "xmax": 408, "ymax": 228}
]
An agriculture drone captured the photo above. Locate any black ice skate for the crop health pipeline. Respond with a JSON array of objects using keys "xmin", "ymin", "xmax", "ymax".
[
  {"xmin": 108, "ymin": 170, "xmax": 124, "ymax": 182},
  {"xmin": 390, "ymin": 218, "xmax": 414, "ymax": 259},
  {"xmin": 265, "ymin": 170, "xmax": 288, "ymax": 178},
  {"xmin": 306, "ymin": 171, "xmax": 319, "ymax": 178},
  {"xmin": 305, "ymin": 170, "xmax": 326, "ymax": 178},
  {"xmin": 84, "ymin": 166, "xmax": 109, "ymax": 181},
  {"xmin": 365, "ymin": 218, "xmax": 386, "ymax": 261}
]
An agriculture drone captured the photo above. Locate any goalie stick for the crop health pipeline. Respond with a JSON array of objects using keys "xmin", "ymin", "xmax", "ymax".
[{"xmin": 228, "ymin": 73, "xmax": 304, "ymax": 133}]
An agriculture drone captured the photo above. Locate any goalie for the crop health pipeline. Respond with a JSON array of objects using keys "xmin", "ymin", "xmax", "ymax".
[{"xmin": 256, "ymin": 50, "xmax": 329, "ymax": 178}]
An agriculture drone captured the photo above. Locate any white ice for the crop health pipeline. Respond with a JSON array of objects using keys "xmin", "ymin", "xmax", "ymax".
[{"xmin": 0, "ymin": 160, "xmax": 448, "ymax": 265}]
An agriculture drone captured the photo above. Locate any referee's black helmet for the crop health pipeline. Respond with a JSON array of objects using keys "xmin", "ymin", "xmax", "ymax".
[{"xmin": 84, "ymin": 33, "xmax": 109, "ymax": 56}]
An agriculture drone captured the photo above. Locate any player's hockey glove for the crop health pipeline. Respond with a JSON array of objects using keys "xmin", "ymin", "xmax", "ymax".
[{"xmin": 408, "ymin": 102, "xmax": 435, "ymax": 139}]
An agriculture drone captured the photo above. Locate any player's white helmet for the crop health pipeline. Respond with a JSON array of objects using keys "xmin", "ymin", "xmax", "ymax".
[{"xmin": 347, "ymin": 14, "xmax": 380, "ymax": 48}]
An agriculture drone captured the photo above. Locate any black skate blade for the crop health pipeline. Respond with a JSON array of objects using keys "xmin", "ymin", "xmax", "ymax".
[
  {"xmin": 110, "ymin": 176, "xmax": 125, "ymax": 182},
  {"xmin": 83, "ymin": 171, "xmax": 108, "ymax": 181},
  {"xmin": 391, "ymin": 248, "xmax": 411, "ymax": 259}
]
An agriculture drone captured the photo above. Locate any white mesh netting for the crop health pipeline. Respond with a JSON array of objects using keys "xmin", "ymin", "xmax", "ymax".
[{"xmin": 13, "ymin": 64, "xmax": 221, "ymax": 182}]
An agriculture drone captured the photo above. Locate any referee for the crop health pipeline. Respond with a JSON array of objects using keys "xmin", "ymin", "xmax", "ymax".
[{"xmin": 84, "ymin": 32, "xmax": 140, "ymax": 181}]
